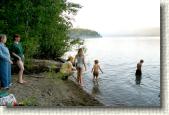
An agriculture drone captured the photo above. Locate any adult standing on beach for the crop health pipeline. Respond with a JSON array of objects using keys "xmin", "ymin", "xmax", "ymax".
[
  {"xmin": 0, "ymin": 34, "xmax": 13, "ymax": 89},
  {"xmin": 74, "ymin": 48, "xmax": 87, "ymax": 85},
  {"xmin": 11, "ymin": 34, "xmax": 26, "ymax": 84}
]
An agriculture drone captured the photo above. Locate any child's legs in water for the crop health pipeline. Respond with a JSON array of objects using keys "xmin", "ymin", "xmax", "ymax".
[
  {"xmin": 93, "ymin": 74, "xmax": 96, "ymax": 80},
  {"xmin": 96, "ymin": 75, "xmax": 99, "ymax": 80},
  {"xmin": 93, "ymin": 72, "xmax": 99, "ymax": 80},
  {"xmin": 93, "ymin": 75, "xmax": 95, "ymax": 80},
  {"xmin": 76, "ymin": 67, "xmax": 80, "ymax": 82},
  {"xmin": 79, "ymin": 68, "xmax": 83, "ymax": 84},
  {"xmin": 77, "ymin": 67, "xmax": 83, "ymax": 84}
]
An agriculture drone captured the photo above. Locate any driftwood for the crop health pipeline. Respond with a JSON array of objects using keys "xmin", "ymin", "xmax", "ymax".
[
  {"xmin": 55, "ymin": 57, "xmax": 66, "ymax": 63},
  {"xmin": 12, "ymin": 59, "xmax": 63, "ymax": 74}
]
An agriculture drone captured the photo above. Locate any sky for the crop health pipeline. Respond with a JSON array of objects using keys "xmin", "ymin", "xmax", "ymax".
[{"xmin": 68, "ymin": 0, "xmax": 160, "ymax": 36}]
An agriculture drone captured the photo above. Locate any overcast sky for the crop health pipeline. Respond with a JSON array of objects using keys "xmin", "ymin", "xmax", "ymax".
[{"xmin": 68, "ymin": 0, "xmax": 160, "ymax": 36}]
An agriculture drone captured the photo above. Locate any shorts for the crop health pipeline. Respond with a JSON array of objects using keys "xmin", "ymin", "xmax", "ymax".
[
  {"xmin": 12, "ymin": 57, "xmax": 24, "ymax": 64},
  {"xmin": 76, "ymin": 63, "xmax": 83, "ymax": 69},
  {"xmin": 135, "ymin": 69, "xmax": 142, "ymax": 76},
  {"xmin": 93, "ymin": 71, "xmax": 99, "ymax": 77}
]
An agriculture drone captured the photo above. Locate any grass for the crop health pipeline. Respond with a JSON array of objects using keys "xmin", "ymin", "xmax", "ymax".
[{"xmin": 20, "ymin": 96, "xmax": 38, "ymax": 106}]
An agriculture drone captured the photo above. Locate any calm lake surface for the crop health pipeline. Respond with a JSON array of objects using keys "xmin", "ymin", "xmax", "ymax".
[{"xmin": 65, "ymin": 37, "xmax": 160, "ymax": 107}]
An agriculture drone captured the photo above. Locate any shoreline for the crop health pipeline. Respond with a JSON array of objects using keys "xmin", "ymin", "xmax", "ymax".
[{"xmin": 7, "ymin": 72, "xmax": 103, "ymax": 106}]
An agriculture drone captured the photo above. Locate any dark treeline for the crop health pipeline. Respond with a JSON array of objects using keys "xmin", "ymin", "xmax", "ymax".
[{"xmin": 0, "ymin": 0, "xmax": 81, "ymax": 59}]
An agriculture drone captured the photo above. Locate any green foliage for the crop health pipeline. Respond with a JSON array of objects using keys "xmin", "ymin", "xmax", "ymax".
[
  {"xmin": 24, "ymin": 58, "xmax": 34, "ymax": 71},
  {"xmin": 20, "ymin": 96, "xmax": 38, "ymax": 106},
  {"xmin": 0, "ymin": 0, "xmax": 81, "ymax": 59},
  {"xmin": 69, "ymin": 38, "xmax": 84, "ymax": 49},
  {"xmin": 47, "ymin": 63, "xmax": 57, "ymax": 78}
]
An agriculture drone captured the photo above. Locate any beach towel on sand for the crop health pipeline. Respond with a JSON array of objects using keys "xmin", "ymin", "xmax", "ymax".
[{"xmin": 0, "ymin": 93, "xmax": 17, "ymax": 106}]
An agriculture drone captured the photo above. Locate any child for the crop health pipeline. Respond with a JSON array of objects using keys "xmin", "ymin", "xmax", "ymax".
[
  {"xmin": 135, "ymin": 59, "xmax": 144, "ymax": 76},
  {"xmin": 91, "ymin": 60, "xmax": 103, "ymax": 81},
  {"xmin": 74, "ymin": 48, "xmax": 87, "ymax": 85},
  {"xmin": 60, "ymin": 56, "xmax": 76, "ymax": 80}
]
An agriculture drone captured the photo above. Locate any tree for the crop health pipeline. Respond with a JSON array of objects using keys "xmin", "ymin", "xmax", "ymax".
[{"xmin": 0, "ymin": 0, "xmax": 81, "ymax": 59}]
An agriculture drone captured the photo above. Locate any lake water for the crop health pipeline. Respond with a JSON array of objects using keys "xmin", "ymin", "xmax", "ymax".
[{"xmin": 65, "ymin": 37, "xmax": 160, "ymax": 107}]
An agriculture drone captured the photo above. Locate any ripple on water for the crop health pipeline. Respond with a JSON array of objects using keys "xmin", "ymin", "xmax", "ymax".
[{"xmin": 67, "ymin": 37, "xmax": 160, "ymax": 106}]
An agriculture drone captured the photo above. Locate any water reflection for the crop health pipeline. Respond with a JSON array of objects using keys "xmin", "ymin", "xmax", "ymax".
[
  {"xmin": 135, "ymin": 75, "xmax": 142, "ymax": 85},
  {"xmin": 92, "ymin": 80, "xmax": 101, "ymax": 96}
]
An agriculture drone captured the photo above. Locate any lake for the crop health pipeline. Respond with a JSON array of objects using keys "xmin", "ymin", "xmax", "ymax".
[{"xmin": 65, "ymin": 37, "xmax": 160, "ymax": 107}]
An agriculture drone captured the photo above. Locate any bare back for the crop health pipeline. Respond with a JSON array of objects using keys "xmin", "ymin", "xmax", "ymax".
[
  {"xmin": 137, "ymin": 63, "xmax": 142, "ymax": 71},
  {"xmin": 93, "ymin": 64, "xmax": 100, "ymax": 73}
]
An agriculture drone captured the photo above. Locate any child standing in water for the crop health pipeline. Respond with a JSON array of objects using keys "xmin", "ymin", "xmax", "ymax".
[
  {"xmin": 74, "ymin": 48, "xmax": 87, "ymax": 85},
  {"xmin": 135, "ymin": 59, "xmax": 144, "ymax": 76},
  {"xmin": 91, "ymin": 60, "xmax": 103, "ymax": 81}
]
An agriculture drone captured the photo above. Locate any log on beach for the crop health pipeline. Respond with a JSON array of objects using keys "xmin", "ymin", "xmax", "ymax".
[{"xmin": 12, "ymin": 59, "xmax": 63, "ymax": 74}]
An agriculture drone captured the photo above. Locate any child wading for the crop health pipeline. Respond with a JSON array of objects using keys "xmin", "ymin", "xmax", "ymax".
[
  {"xmin": 135, "ymin": 59, "xmax": 144, "ymax": 76},
  {"xmin": 74, "ymin": 48, "xmax": 87, "ymax": 85},
  {"xmin": 91, "ymin": 60, "xmax": 103, "ymax": 81}
]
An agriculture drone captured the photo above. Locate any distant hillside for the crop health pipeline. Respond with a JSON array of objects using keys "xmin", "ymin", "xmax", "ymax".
[{"xmin": 69, "ymin": 28, "xmax": 102, "ymax": 39}]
